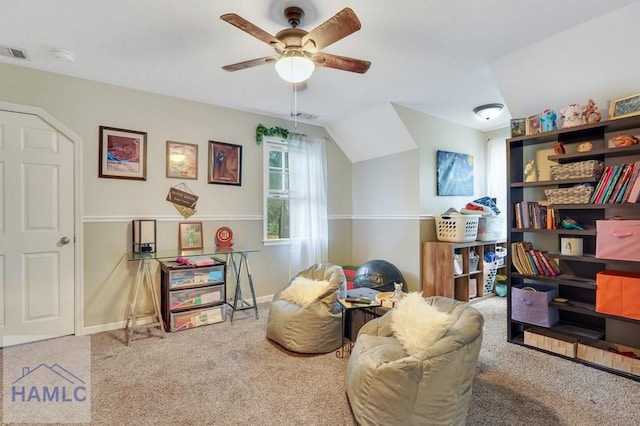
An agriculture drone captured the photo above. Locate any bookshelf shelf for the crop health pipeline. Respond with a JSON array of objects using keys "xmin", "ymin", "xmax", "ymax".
[{"xmin": 507, "ymin": 114, "xmax": 640, "ymax": 381}]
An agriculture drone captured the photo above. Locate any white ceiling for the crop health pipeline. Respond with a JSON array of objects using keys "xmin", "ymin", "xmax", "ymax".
[{"xmin": 1, "ymin": 0, "xmax": 639, "ymax": 133}]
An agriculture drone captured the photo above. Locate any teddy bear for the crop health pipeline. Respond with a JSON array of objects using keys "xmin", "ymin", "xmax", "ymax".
[{"xmin": 560, "ymin": 104, "xmax": 586, "ymax": 128}]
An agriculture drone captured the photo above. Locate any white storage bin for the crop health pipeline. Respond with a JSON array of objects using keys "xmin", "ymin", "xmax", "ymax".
[
  {"xmin": 477, "ymin": 217, "xmax": 504, "ymax": 241},
  {"xmin": 435, "ymin": 214, "xmax": 480, "ymax": 242}
]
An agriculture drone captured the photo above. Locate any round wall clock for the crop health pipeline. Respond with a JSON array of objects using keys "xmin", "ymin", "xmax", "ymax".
[{"xmin": 215, "ymin": 227, "xmax": 234, "ymax": 247}]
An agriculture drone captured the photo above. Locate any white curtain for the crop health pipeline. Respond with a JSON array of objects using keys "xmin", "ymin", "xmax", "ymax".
[
  {"xmin": 288, "ymin": 134, "xmax": 328, "ymax": 277},
  {"xmin": 486, "ymin": 137, "xmax": 507, "ymax": 238}
]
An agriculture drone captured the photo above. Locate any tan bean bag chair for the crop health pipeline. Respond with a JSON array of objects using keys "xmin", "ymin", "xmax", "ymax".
[
  {"xmin": 345, "ymin": 296, "xmax": 484, "ymax": 425},
  {"xmin": 266, "ymin": 263, "xmax": 347, "ymax": 354}
]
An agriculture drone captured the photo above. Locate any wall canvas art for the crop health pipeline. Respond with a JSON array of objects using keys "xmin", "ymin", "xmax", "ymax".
[{"xmin": 436, "ymin": 150, "xmax": 474, "ymax": 196}]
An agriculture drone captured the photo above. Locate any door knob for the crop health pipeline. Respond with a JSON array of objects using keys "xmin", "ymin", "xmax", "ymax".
[{"xmin": 60, "ymin": 237, "xmax": 71, "ymax": 245}]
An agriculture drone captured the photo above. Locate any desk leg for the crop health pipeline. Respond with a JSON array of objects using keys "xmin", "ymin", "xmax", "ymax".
[
  {"xmin": 336, "ymin": 307, "xmax": 352, "ymax": 358},
  {"xmin": 124, "ymin": 260, "xmax": 166, "ymax": 346},
  {"xmin": 242, "ymin": 253, "xmax": 259, "ymax": 320},
  {"xmin": 228, "ymin": 252, "xmax": 259, "ymax": 322}
]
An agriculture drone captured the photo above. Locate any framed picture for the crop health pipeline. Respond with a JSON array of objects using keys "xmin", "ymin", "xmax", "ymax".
[
  {"xmin": 609, "ymin": 93, "xmax": 640, "ymax": 120},
  {"xmin": 99, "ymin": 126, "xmax": 147, "ymax": 180},
  {"xmin": 526, "ymin": 114, "xmax": 541, "ymax": 135},
  {"xmin": 178, "ymin": 221, "xmax": 203, "ymax": 251},
  {"xmin": 166, "ymin": 141, "xmax": 198, "ymax": 180},
  {"xmin": 510, "ymin": 118, "xmax": 526, "ymax": 137},
  {"xmin": 436, "ymin": 150, "xmax": 474, "ymax": 196},
  {"xmin": 208, "ymin": 141, "xmax": 242, "ymax": 186}
]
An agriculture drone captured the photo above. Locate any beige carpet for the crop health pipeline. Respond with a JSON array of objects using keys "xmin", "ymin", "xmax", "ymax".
[{"xmin": 1, "ymin": 296, "xmax": 639, "ymax": 425}]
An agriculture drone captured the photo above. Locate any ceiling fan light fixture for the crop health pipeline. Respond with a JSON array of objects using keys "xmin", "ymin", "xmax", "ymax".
[
  {"xmin": 275, "ymin": 50, "xmax": 315, "ymax": 83},
  {"xmin": 473, "ymin": 103, "xmax": 504, "ymax": 120}
]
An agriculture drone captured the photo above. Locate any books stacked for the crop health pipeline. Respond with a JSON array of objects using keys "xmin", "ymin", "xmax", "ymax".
[
  {"xmin": 589, "ymin": 160, "xmax": 640, "ymax": 204},
  {"xmin": 514, "ymin": 201, "xmax": 558, "ymax": 229},
  {"xmin": 511, "ymin": 241, "xmax": 560, "ymax": 276}
]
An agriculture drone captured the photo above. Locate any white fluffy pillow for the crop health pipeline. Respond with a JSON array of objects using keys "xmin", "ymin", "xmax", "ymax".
[
  {"xmin": 279, "ymin": 276, "xmax": 332, "ymax": 307},
  {"xmin": 391, "ymin": 292, "xmax": 452, "ymax": 357}
]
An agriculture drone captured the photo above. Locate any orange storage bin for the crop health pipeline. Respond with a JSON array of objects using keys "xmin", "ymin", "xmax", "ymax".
[{"xmin": 596, "ymin": 270, "xmax": 640, "ymax": 320}]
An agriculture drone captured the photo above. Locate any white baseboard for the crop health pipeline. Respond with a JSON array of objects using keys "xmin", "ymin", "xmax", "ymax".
[{"xmin": 82, "ymin": 295, "xmax": 274, "ymax": 335}]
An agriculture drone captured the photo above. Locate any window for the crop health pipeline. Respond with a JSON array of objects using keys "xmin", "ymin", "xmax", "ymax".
[{"xmin": 264, "ymin": 137, "xmax": 289, "ymax": 241}]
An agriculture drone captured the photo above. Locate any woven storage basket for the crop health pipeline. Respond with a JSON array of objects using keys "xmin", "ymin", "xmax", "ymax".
[
  {"xmin": 434, "ymin": 214, "xmax": 480, "ymax": 242},
  {"xmin": 544, "ymin": 186, "xmax": 594, "ymax": 204},
  {"xmin": 550, "ymin": 160, "xmax": 604, "ymax": 181}
]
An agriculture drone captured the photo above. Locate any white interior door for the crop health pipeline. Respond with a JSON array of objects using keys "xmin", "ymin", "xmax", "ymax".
[{"xmin": 0, "ymin": 110, "xmax": 75, "ymax": 345}]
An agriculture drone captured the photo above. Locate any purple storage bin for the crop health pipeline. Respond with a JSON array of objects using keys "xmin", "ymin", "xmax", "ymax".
[{"xmin": 511, "ymin": 284, "xmax": 559, "ymax": 327}]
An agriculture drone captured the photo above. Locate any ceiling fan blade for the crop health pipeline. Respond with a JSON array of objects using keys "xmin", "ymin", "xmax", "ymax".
[
  {"xmin": 302, "ymin": 8, "xmax": 361, "ymax": 51},
  {"xmin": 222, "ymin": 56, "xmax": 278, "ymax": 72},
  {"xmin": 312, "ymin": 52, "xmax": 371, "ymax": 74},
  {"xmin": 220, "ymin": 13, "xmax": 285, "ymax": 49}
]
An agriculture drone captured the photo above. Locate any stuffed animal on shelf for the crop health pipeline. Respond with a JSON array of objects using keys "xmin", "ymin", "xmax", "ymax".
[
  {"xmin": 554, "ymin": 141, "xmax": 566, "ymax": 154},
  {"xmin": 583, "ymin": 98, "xmax": 602, "ymax": 124},
  {"xmin": 539, "ymin": 109, "xmax": 557, "ymax": 132},
  {"xmin": 610, "ymin": 134, "xmax": 640, "ymax": 148},
  {"xmin": 560, "ymin": 104, "xmax": 586, "ymax": 128}
]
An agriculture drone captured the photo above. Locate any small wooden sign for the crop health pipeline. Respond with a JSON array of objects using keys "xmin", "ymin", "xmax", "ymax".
[{"xmin": 166, "ymin": 187, "xmax": 199, "ymax": 209}]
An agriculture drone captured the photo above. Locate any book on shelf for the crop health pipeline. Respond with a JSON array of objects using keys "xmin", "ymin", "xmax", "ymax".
[
  {"xmin": 528, "ymin": 249, "xmax": 544, "ymax": 275},
  {"xmin": 625, "ymin": 160, "xmax": 640, "ymax": 203},
  {"xmin": 597, "ymin": 164, "xmax": 623, "ymax": 203},
  {"xmin": 607, "ymin": 163, "xmax": 631, "ymax": 203},
  {"xmin": 612, "ymin": 162, "xmax": 636, "ymax": 203},
  {"xmin": 510, "ymin": 242, "xmax": 560, "ymax": 277},
  {"xmin": 540, "ymin": 251, "xmax": 560, "ymax": 276},
  {"xmin": 590, "ymin": 165, "xmax": 614, "ymax": 203}
]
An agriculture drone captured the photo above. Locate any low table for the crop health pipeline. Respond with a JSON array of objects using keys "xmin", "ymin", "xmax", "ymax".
[{"xmin": 336, "ymin": 297, "xmax": 382, "ymax": 358}]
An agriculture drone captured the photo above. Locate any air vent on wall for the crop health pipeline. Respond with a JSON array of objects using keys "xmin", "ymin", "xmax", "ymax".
[{"xmin": 0, "ymin": 46, "xmax": 29, "ymax": 60}]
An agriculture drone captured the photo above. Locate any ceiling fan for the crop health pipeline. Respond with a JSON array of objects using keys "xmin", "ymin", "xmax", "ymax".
[{"xmin": 220, "ymin": 6, "xmax": 371, "ymax": 83}]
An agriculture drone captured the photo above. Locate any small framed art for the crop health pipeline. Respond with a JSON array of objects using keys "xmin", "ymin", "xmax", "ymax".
[
  {"xmin": 208, "ymin": 141, "xmax": 242, "ymax": 185},
  {"xmin": 510, "ymin": 118, "xmax": 526, "ymax": 137},
  {"xmin": 527, "ymin": 114, "xmax": 541, "ymax": 135},
  {"xmin": 609, "ymin": 93, "xmax": 640, "ymax": 120},
  {"xmin": 99, "ymin": 126, "xmax": 147, "ymax": 180},
  {"xmin": 178, "ymin": 221, "xmax": 203, "ymax": 251},
  {"xmin": 166, "ymin": 141, "xmax": 198, "ymax": 180}
]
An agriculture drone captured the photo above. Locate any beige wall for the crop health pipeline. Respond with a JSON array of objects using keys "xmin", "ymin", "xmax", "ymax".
[
  {"xmin": 0, "ymin": 62, "xmax": 353, "ymax": 329},
  {"xmin": 349, "ymin": 104, "xmax": 492, "ymax": 293},
  {"xmin": 0, "ymin": 61, "xmax": 499, "ymax": 331}
]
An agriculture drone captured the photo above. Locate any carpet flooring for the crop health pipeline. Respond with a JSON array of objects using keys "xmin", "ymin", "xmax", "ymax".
[{"xmin": 2, "ymin": 296, "xmax": 639, "ymax": 425}]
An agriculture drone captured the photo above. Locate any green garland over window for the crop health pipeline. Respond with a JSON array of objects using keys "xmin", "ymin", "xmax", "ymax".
[{"xmin": 256, "ymin": 124, "xmax": 289, "ymax": 145}]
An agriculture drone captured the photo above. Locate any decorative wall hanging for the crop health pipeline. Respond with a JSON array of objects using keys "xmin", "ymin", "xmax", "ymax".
[
  {"xmin": 527, "ymin": 114, "xmax": 541, "ymax": 135},
  {"xmin": 166, "ymin": 141, "xmax": 198, "ymax": 180},
  {"xmin": 255, "ymin": 124, "xmax": 289, "ymax": 145},
  {"xmin": 609, "ymin": 92, "xmax": 640, "ymax": 120},
  {"xmin": 510, "ymin": 118, "xmax": 526, "ymax": 137},
  {"xmin": 99, "ymin": 126, "xmax": 147, "ymax": 180},
  {"xmin": 208, "ymin": 141, "xmax": 242, "ymax": 186},
  {"xmin": 178, "ymin": 221, "xmax": 203, "ymax": 251},
  {"xmin": 436, "ymin": 150, "xmax": 474, "ymax": 196},
  {"xmin": 166, "ymin": 183, "xmax": 199, "ymax": 219}
]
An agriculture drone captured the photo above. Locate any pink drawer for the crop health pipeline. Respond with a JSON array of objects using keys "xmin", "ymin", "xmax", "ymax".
[{"xmin": 596, "ymin": 220, "xmax": 640, "ymax": 262}]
